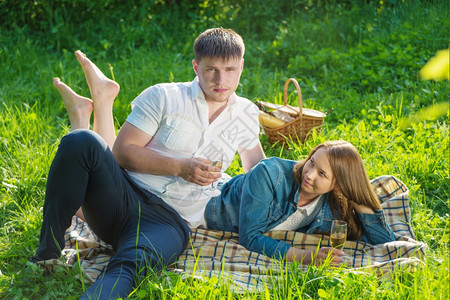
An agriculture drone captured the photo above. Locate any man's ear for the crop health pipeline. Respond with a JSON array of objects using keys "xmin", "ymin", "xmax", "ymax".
[{"xmin": 192, "ymin": 59, "xmax": 198, "ymax": 74}]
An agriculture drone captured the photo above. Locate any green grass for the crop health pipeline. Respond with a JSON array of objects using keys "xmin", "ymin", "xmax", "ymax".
[{"xmin": 0, "ymin": 0, "xmax": 449, "ymax": 298}]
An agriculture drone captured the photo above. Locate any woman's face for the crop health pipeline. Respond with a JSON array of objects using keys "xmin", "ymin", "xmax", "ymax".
[{"xmin": 301, "ymin": 147, "xmax": 335, "ymax": 197}]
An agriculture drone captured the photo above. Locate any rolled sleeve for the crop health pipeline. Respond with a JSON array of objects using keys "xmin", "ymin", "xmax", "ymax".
[
  {"xmin": 126, "ymin": 87, "xmax": 164, "ymax": 137},
  {"xmin": 358, "ymin": 209, "xmax": 395, "ymax": 244},
  {"xmin": 265, "ymin": 239, "xmax": 292, "ymax": 260}
]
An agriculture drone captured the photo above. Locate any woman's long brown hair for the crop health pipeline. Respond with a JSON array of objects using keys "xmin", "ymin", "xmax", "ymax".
[{"xmin": 293, "ymin": 140, "xmax": 381, "ymax": 240}]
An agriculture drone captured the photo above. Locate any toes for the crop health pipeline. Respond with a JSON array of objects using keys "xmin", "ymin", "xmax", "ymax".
[
  {"xmin": 53, "ymin": 77, "xmax": 65, "ymax": 90},
  {"xmin": 74, "ymin": 50, "xmax": 85, "ymax": 58}
]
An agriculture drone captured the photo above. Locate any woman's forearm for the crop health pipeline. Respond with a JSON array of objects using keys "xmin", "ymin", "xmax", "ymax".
[{"xmin": 285, "ymin": 247, "xmax": 313, "ymax": 264}]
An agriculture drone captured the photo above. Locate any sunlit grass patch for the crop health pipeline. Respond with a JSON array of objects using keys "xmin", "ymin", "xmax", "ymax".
[{"xmin": 0, "ymin": 0, "xmax": 448, "ymax": 298}]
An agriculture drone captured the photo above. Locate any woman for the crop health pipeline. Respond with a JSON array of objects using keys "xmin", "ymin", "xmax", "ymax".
[{"xmin": 205, "ymin": 141, "xmax": 396, "ymax": 265}]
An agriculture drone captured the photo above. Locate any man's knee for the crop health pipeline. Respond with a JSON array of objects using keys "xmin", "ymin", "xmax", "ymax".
[{"xmin": 59, "ymin": 129, "xmax": 107, "ymax": 156}]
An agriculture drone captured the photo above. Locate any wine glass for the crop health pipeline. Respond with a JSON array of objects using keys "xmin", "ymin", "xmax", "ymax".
[
  {"xmin": 202, "ymin": 149, "xmax": 223, "ymax": 197},
  {"xmin": 330, "ymin": 220, "xmax": 347, "ymax": 250}
]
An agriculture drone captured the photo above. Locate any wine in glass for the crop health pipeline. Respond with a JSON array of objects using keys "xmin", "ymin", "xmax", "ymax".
[
  {"xmin": 203, "ymin": 149, "xmax": 223, "ymax": 197},
  {"xmin": 330, "ymin": 220, "xmax": 347, "ymax": 250},
  {"xmin": 210, "ymin": 158, "xmax": 223, "ymax": 170}
]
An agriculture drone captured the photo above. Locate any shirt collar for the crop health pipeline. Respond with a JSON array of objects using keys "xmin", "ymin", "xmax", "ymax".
[
  {"xmin": 298, "ymin": 194, "xmax": 323, "ymax": 216},
  {"xmin": 190, "ymin": 77, "xmax": 204, "ymax": 102}
]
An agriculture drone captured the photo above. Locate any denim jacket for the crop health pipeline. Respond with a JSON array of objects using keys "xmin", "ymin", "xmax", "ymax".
[{"xmin": 205, "ymin": 157, "xmax": 395, "ymax": 259}]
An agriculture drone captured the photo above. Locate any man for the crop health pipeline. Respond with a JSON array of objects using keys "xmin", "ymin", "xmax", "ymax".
[
  {"xmin": 113, "ymin": 27, "xmax": 265, "ymax": 227},
  {"xmin": 33, "ymin": 27, "xmax": 265, "ymax": 298}
]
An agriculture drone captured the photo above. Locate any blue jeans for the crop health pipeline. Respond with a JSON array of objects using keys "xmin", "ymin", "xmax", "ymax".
[{"xmin": 34, "ymin": 130, "xmax": 191, "ymax": 299}]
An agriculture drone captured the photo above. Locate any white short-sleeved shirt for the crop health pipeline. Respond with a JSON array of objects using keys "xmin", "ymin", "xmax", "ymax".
[{"xmin": 126, "ymin": 78, "xmax": 260, "ymax": 227}]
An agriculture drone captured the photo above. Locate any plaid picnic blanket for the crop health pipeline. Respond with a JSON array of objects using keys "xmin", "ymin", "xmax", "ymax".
[{"xmin": 37, "ymin": 175, "xmax": 426, "ymax": 291}]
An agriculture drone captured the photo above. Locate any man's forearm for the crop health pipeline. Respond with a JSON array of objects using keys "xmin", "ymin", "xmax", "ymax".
[
  {"xmin": 239, "ymin": 142, "xmax": 266, "ymax": 172},
  {"xmin": 113, "ymin": 143, "xmax": 183, "ymax": 176}
]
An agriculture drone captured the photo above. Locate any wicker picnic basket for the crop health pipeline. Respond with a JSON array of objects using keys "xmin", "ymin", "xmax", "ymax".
[{"xmin": 259, "ymin": 78, "xmax": 327, "ymax": 145}]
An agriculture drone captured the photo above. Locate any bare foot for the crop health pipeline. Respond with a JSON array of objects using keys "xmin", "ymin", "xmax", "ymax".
[
  {"xmin": 53, "ymin": 77, "xmax": 93, "ymax": 130},
  {"xmin": 74, "ymin": 50, "xmax": 120, "ymax": 108},
  {"xmin": 74, "ymin": 51, "xmax": 118, "ymax": 149}
]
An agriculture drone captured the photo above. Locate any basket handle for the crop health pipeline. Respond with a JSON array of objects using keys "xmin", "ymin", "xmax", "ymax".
[{"xmin": 283, "ymin": 78, "xmax": 302, "ymax": 116}]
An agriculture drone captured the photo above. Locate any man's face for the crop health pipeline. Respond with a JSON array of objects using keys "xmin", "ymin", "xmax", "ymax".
[{"xmin": 193, "ymin": 56, "xmax": 244, "ymax": 104}]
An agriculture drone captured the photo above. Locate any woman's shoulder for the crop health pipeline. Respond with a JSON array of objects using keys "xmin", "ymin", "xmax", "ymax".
[
  {"xmin": 261, "ymin": 157, "xmax": 297, "ymax": 168},
  {"xmin": 250, "ymin": 157, "xmax": 297, "ymax": 178}
]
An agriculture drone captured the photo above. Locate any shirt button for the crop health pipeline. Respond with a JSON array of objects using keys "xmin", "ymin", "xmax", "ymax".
[{"xmin": 317, "ymin": 219, "xmax": 320, "ymax": 222}]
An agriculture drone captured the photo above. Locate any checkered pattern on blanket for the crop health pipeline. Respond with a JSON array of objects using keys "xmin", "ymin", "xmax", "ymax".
[{"xmin": 37, "ymin": 175, "xmax": 426, "ymax": 291}]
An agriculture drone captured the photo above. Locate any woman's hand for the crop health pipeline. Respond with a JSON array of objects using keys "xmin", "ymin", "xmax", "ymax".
[
  {"xmin": 286, "ymin": 246, "xmax": 344, "ymax": 266},
  {"xmin": 314, "ymin": 247, "xmax": 344, "ymax": 266}
]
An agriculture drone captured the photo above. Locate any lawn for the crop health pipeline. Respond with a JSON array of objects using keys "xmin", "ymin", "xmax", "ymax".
[{"xmin": 0, "ymin": 0, "xmax": 448, "ymax": 298}]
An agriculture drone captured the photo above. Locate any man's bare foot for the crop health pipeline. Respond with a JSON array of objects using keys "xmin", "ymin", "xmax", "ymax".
[
  {"xmin": 74, "ymin": 50, "xmax": 120, "ymax": 107},
  {"xmin": 53, "ymin": 77, "xmax": 93, "ymax": 130}
]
